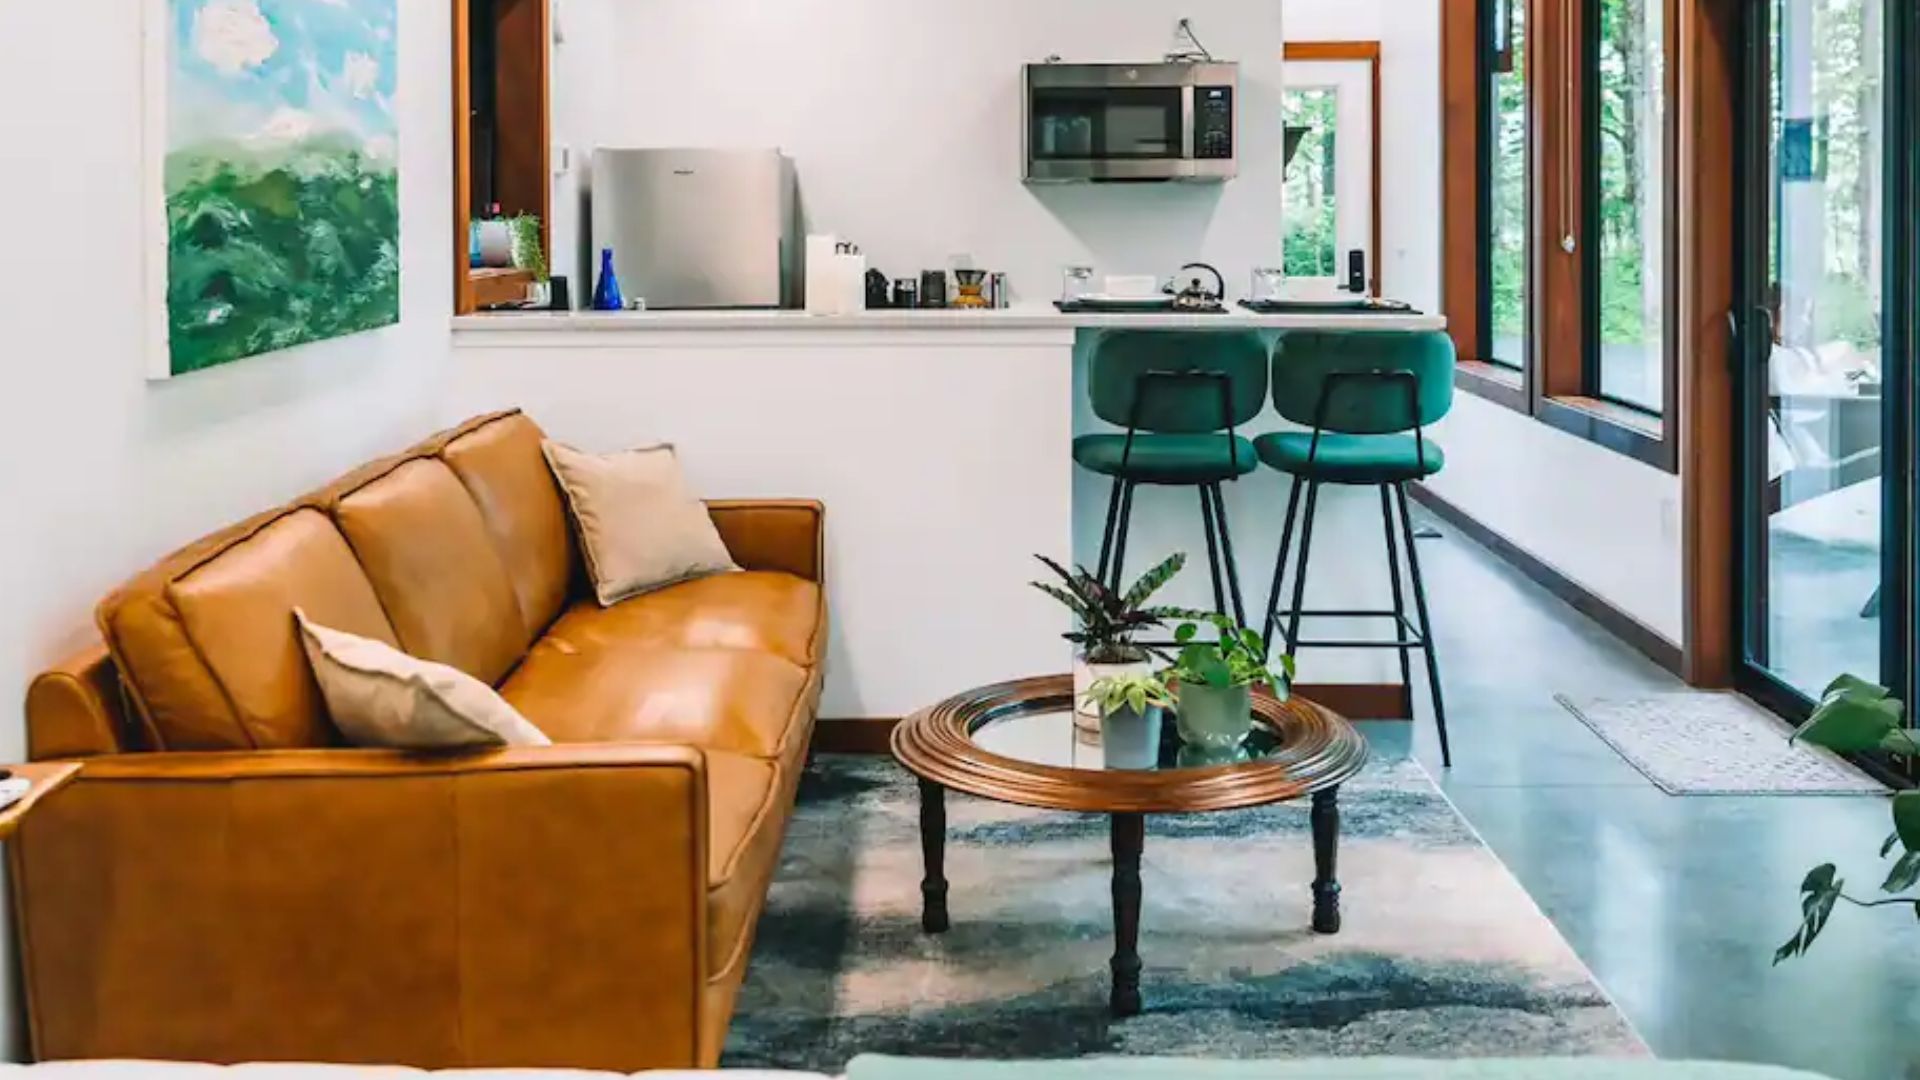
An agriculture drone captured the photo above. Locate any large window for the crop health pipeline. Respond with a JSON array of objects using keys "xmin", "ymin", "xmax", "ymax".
[
  {"xmin": 1589, "ymin": 0, "xmax": 1669, "ymax": 413},
  {"xmin": 1444, "ymin": 0, "xmax": 1678, "ymax": 470},
  {"xmin": 1485, "ymin": 0, "xmax": 1530, "ymax": 369}
]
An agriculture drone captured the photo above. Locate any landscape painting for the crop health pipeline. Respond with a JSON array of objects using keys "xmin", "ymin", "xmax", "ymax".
[{"xmin": 154, "ymin": 0, "xmax": 399, "ymax": 378}]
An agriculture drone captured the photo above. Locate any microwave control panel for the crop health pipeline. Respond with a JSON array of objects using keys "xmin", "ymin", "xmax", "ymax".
[{"xmin": 1195, "ymin": 86, "xmax": 1235, "ymax": 160}]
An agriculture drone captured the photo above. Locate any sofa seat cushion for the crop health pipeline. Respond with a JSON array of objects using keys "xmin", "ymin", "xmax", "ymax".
[
  {"xmin": 501, "ymin": 640, "xmax": 812, "ymax": 761},
  {"xmin": 704, "ymin": 749, "xmax": 792, "ymax": 980},
  {"xmin": 536, "ymin": 572, "xmax": 824, "ymax": 667}
]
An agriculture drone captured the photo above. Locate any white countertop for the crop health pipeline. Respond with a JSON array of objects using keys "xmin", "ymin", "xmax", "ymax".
[{"xmin": 450, "ymin": 306, "xmax": 1447, "ymax": 334}]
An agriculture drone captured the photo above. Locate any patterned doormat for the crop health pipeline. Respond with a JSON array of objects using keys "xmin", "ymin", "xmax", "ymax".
[
  {"xmin": 722, "ymin": 755, "xmax": 1646, "ymax": 1072},
  {"xmin": 1555, "ymin": 692, "xmax": 1887, "ymax": 796}
]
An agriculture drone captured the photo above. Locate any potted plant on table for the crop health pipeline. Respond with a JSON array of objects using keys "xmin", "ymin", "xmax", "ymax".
[
  {"xmin": 1167, "ymin": 613, "xmax": 1295, "ymax": 752},
  {"xmin": 1083, "ymin": 671, "xmax": 1175, "ymax": 770},
  {"xmin": 1774, "ymin": 674, "xmax": 1920, "ymax": 963},
  {"xmin": 1031, "ymin": 553, "xmax": 1186, "ymax": 734}
]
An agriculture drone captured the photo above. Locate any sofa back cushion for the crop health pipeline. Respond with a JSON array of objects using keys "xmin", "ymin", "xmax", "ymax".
[
  {"xmin": 99, "ymin": 508, "xmax": 401, "ymax": 750},
  {"xmin": 441, "ymin": 412, "xmax": 577, "ymax": 638},
  {"xmin": 96, "ymin": 411, "xmax": 582, "ymax": 752},
  {"xmin": 331, "ymin": 458, "xmax": 531, "ymax": 686}
]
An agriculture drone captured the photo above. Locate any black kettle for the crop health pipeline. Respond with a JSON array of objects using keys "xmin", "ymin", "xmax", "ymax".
[{"xmin": 1167, "ymin": 262, "xmax": 1226, "ymax": 312}]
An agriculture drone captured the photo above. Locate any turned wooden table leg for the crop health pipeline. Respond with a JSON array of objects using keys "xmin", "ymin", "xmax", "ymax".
[
  {"xmin": 1311, "ymin": 787, "xmax": 1342, "ymax": 934},
  {"xmin": 1109, "ymin": 812, "xmax": 1146, "ymax": 1017},
  {"xmin": 918, "ymin": 777, "xmax": 950, "ymax": 933}
]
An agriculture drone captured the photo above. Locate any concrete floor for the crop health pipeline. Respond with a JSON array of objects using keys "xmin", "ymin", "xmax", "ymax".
[{"xmin": 1361, "ymin": 509, "xmax": 1920, "ymax": 1080}]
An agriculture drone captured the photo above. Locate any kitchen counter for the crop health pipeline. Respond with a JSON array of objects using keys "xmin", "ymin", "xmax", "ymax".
[
  {"xmin": 450, "ymin": 306, "xmax": 1446, "ymax": 337},
  {"xmin": 449, "ymin": 302, "xmax": 1440, "ymax": 719}
]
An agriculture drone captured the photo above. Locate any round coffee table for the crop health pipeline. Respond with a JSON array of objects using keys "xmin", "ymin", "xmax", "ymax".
[{"xmin": 890, "ymin": 674, "xmax": 1369, "ymax": 1017}]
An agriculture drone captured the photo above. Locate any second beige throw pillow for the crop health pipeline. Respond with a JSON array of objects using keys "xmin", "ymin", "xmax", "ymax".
[{"xmin": 543, "ymin": 440, "xmax": 739, "ymax": 606}]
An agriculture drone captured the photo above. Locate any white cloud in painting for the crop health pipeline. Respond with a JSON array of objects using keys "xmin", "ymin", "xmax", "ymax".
[
  {"xmin": 252, "ymin": 107, "xmax": 317, "ymax": 144},
  {"xmin": 193, "ymin": 0, "xmax": 280, "ymax": 76},
  {"xmin": 341, "ymin": 51, "xmax": 380, "ymax": 100}
]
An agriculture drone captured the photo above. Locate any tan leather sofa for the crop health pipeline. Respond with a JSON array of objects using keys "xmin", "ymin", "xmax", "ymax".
[{"xmin": 15, "ymin": 412, "xmax": 826, "ymax": 1072}]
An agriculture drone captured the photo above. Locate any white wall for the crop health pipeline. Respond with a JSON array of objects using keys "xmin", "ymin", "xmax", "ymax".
[
  {"xmin": 551, "ymin": 0, "xmax": 1289, "ymax": 302},
  {"xmin": 0, "ymin": 0, "xmax": 455, "ymax": 1045},
  {"xmin": 1426, "ymin": 395, "xmax": 1685, "ymax": 642},
  {"xmin": 1283, "ymin": 0, "xmax": 1444, "ymax": 310}
]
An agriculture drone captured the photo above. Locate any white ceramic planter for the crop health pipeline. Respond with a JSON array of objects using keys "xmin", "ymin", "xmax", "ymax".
[{"xmin": 1072, "ymin": 655, "xmax": 1154, "ymax": 735}]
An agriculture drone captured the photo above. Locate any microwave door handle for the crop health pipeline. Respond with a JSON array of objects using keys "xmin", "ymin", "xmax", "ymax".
[{"xmin": 1180, "ymin": 87, "xmax": 1196, "ymax": 160}]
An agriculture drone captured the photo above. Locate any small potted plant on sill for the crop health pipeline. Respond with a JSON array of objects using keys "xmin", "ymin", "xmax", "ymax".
[
  {"xmin": 1031, "ymin": 553, "xmax": 1186, "ymax": 734},
  {"xmin": 1166, "ymin": 613, "xmax": 1294, "ymax": 751},
  {"xmin": 1774, "ymin": 673, "xmax": 1920, "ymax": 963},
  {"xmin": 509, "ymin": 213, "xmax": 551, "ymax": 306},
  {"xmin": 1083, "ymin": 671, "xmax": 1175, "ymax": 770}
]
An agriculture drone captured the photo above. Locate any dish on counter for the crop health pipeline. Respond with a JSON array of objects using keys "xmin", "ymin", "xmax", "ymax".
[{"xmin": 1236, "ymin": 297, "xmax": 1419, "ymax": 315}]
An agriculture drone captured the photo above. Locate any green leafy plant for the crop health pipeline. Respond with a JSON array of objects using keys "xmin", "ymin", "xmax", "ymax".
[
  {"xmin": 509, "ymin": 213, "xmax": 549, "ymax": 283},
  {"xmin": 1082, "ymin": 671, "xmax": 1175, "ymax": 719},
  {"xmin": 1166, "ymin": 612, "xmax": 1295, "ymax": 695},
  {"xmin": 1030, "ymin": 553, "xmax": 1186, "ymax": 665},
  {"xmin": 1775, "ymin": 673, "xmax": 1920, "ymax": 963}
]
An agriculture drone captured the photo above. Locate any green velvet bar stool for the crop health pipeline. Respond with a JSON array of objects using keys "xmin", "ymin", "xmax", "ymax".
[
  {"xmin": 1256, "ymin": 330, "xmax": 1456, "ymax": 766},
  {"xmin": 1076, "ymin": 330, "xmax": 1269, "ymax": 625}
]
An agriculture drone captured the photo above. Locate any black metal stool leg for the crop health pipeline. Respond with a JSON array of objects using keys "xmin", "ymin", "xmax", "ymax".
[
  {"xmin": 1261, "ymin": 477, "xmax": 1305, "ymax": 657},
  {"xmin": 1109, "ymin": 481, "xmax": 1138, "ymax": 591},
  {"xmin": 1210, "ymin": 483, "xmax": 1248, "ymax": 628},
  {"xmin": 1379, "ymin": 485, "xmax": 1414, "ymax": 711},
  {"xmin": 1284, "ymin": 481, "xmax": 1324, "ymax": 664},
  {"xmin": 1097, "ymin": 476, "xmax": 1125, "ymax": 585},
  {"xmin": 1394, "ymin": 483, "xmax": 1452, "ymax": 767},
  {"xmin": 1199, "ymin": 484, "xmax": 1228, "ymax": 617}
]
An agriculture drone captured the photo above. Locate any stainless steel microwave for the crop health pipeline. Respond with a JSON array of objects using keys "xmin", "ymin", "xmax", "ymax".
[{"xmin": 1023, "ymin": 62, "xmax": 1238, "ymax": 183}]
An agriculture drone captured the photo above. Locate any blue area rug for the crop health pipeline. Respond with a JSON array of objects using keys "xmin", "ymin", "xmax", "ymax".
[{"xmin": 723, "ymin": 755, "xmax": 1646, "ymax": 1070}]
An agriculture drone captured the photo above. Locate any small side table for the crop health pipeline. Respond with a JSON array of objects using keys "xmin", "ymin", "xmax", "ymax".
[{"xmin": 0, "ymin": 763, "xmax": 81, "ymax": 840}]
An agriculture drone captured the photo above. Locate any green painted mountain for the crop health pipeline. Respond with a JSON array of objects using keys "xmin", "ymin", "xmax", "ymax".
[{"xmin": 165, "ymin": 137, "xmax": 399, "ymax": 375}]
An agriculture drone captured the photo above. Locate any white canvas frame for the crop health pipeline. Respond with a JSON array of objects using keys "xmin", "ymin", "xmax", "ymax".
[{"xmin": 142, "ymin": 0, "xmax": 174, "ymax": 380}]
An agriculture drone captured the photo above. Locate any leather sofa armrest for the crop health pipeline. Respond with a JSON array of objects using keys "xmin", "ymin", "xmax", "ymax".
[
  {"xmin": 25, "ymin": 644, "xmax": 135, "ymax": 760},
  {"xmin": 707, "ymin": 499, "xmax": 825, "ymax": 583},
  {"xmin": 12, "ymin": 744, "xmax": 715, "ymax": 1069}
]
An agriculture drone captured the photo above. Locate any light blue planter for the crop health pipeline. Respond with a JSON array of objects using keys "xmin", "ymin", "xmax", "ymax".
[
  {"xmin": 1175, "ymin": 682, "xmax": 1254, "ymax": 750},
  {"xmin": 1101, "ymin": 704, "xmax": 1163, "ymax": 770}
]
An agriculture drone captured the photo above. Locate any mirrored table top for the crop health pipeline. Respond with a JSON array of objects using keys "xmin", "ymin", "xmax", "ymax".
[
  {"xmin": 892, "ymin": 675, "xmax": 1368, "ymax": 814},
  {"xmin": 970, "ymin": 705, "xmax": 1286, "ymax": 773}
]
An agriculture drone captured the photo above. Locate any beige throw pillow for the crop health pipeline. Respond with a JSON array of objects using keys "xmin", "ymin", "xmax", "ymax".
[
  {"xmin": 542, "ymin": 440, "xmax": 739, "ymax": 606},
  {"xmin": 295, "ymin": 610, "xmax": 551, "ymax": 750}
]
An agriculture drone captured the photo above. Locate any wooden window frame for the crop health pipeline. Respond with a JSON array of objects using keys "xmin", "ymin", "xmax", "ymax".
[
  {"xmin": 1443, "ymin": 0, "xmax": 1681, "ymax": 474},
  {"xmin": 453, "ymin": 0, "xmax": 552, "ymax": 315},
  {"xmin": 1444, "ymin": 0, "xmax": 1534, "ymax": 413}
]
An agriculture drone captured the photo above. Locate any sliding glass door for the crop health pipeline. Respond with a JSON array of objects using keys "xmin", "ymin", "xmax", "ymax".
[{"xmin": 1736, "ymin": 0, "xmax": 1916, "ymax": 712}]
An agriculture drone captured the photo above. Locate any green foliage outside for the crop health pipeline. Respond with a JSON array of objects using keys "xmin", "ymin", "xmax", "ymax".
[
  {"xmin": 1282, "ymin": 89, "xmax": 1339, "ymax": 278},
  {"xmin": 1487, "ymin": 1, "xmax": 1529, "ymax": 352},
  {"xmin": 1490, "ymin": 0, "xmax": 1883, "ymax": 356},
  {"xmin": 166, "ymin": 137, "xmax": 400, "ymax": 375},
  {"xmin": 1770, "ymin": 0, "xmax": 1883, "ymax": 350}
]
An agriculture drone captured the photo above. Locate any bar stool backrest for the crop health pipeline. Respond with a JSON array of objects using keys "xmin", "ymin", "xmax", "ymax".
[
  {"xmin": 1270, "ymin": 330, "xmax": 1456, "ymax": 435},
  {"xmin": 1088, "ymin": 330, "xmax": 1271, "ymax": 434}
]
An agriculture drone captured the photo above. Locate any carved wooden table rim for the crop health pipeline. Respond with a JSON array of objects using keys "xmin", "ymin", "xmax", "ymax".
[{"xmin": 889, "ymin": 674, "xmax": 1370, "ymax": 1017}]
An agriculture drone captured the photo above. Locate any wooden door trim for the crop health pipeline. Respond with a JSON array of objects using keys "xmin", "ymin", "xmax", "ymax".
[
  {"xmin": 1678, "ymin": 0, "xmax": 1741, "ymax": 686},
  {"xmin": 452, "ymin": 0, "xmax": 476, "ymax": 315},
  {"xmin": 1284, "ymin": 41, "xmax": 1384, "ymax": 297}
]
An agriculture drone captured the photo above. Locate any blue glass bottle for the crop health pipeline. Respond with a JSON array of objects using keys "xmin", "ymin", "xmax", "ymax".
[{"xmin": 591, "ymin": 248, "xmax": 624, "ymax": 311}]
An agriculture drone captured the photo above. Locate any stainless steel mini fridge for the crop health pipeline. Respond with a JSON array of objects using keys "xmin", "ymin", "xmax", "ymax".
[{"xmin": 590, "ymin": 148, "xmax": 800, "ymax": 309}]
